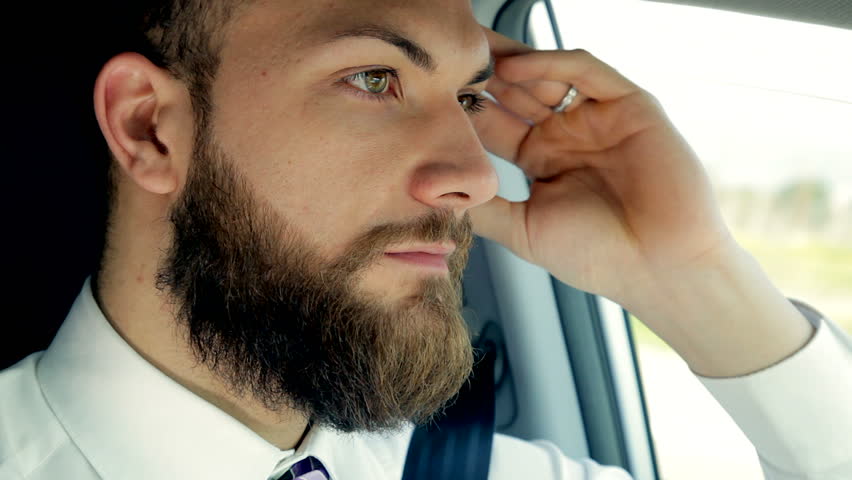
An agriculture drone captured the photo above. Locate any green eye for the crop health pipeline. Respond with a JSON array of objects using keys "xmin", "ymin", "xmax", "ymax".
[
  {"xmin": 342, "ymin": 69, "xmax": 398, "ymax": 100},
  {"xmin": 363, "ymin": 71, "xmax": 389, "ymax": 93}
]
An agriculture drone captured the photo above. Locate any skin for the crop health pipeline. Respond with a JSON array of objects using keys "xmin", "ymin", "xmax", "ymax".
[{"xmin": 93, "ymin": 0, "xmax": 814, "ymax": 451}]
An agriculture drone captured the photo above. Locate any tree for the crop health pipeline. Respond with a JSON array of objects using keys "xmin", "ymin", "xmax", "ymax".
[{"xmin": 771, "ymin": 178, "xmax": 831, "ymax": 233}]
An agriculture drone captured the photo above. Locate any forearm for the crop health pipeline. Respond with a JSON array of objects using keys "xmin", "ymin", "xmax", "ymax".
[{"xmin": 626, "ymin": 244, "xmax": 816, "ymax": 378}]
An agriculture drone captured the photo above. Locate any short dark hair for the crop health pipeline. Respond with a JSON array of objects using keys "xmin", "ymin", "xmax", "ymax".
[{"xmin": 136, "ymin": 0, "xmax": 249, "ymax": 122}]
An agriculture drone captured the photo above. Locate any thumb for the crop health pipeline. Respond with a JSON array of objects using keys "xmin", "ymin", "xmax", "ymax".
[{"xmin": 469, "ymin": 195, "xmax": 533, "ymax": 262}]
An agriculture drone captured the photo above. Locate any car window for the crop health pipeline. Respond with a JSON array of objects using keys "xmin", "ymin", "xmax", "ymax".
[{"xmin": 530, "ymin": 1, "xmax": 852, "ymax": 479}]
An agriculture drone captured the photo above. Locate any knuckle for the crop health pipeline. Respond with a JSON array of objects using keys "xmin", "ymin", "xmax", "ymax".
[
  {"xmin": 569, "ymin": 48, "xmax": 594, "ymax": 60},
  {"xmin": 641, "ymin": 90, "xmax": 664, "ymax": 109}
]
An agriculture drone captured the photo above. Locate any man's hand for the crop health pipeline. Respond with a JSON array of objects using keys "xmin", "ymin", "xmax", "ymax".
[
  {"xmin": 471, "ymin": 28, "xmax": 733, "ymax": 311},
  {"xmin": 470, "ymin": 28, "xmax": 813, "ymax": 377}
]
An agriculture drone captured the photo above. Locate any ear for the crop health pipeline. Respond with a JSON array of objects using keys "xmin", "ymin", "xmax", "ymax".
[{"xmin": 94, "ymin": 52, "xmax": 192, "ymax": 196}]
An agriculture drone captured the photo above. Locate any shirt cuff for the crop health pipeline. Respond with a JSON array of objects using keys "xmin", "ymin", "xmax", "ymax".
[{"xmin": 696, "ymin": 299, "xmax": 852, "ymax": 475}]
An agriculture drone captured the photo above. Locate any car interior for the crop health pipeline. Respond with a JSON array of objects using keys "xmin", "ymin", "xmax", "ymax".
[{"xmin": 3, "ymin": 1, "xmax": 850, "ymax": 479}]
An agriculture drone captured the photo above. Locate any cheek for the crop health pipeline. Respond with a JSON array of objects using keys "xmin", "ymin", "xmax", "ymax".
[
  {"xmin": 213, "ymin": 75, "xmax": 426, "ymax": 257},
  {"xmin": 225, "ymin": 117, "xmax": 410, "ymax": 258}
]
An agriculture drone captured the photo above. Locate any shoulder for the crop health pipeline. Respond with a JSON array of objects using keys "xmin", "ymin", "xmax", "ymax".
[
  {"xmin": 358, "ymin": 426, "xmax": 631, "ymax": 480},
  {"xmin": 0, "ymin": 354, "xmax": 97, "ymax": 480}
]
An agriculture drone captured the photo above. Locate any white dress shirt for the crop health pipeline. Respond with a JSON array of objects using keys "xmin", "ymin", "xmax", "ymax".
[{"xmin": 1, "ymin": 278, "xmax": 850, "ymax": 479}]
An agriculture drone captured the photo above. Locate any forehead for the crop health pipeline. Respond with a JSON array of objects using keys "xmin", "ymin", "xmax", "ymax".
[{"xmin": 225, "ymin": 0, "xmax": 488, "ymax": 68}]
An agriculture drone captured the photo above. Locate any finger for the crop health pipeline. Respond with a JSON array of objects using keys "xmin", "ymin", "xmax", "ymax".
[
  {"xmin": 471, "ymin": 97, "xmax": 531, "ymax": 162},
  {"xmin": 526, "ymin": 81, "xmax": 591, "ymax": 115},
  {"xmin": 496, "ymin": 49, "xmax": 640, "ymax": 101},
  {"xmin": 487, "ymin": 78, "xmax": 592, "ymax": 125},
  {"xmin": 486, "ymin": 76, "xmax": 553, "ymax": 125},
  {"xmin": 516, "ymin": 79, "xmax": 571, "ymax": 105},
  {"xmin": 468, "ymin": 195, "xmax": 533, "ymax": 262}
]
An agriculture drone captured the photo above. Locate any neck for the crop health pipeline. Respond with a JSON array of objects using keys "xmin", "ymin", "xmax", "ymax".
[{"xmin": 93, "ymin": 245, "xmax": 310, "ymax": 451}]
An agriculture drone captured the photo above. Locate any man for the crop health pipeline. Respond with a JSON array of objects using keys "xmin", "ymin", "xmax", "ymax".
[{"xmin": 1, "ymin": 0, "xmax": 850, "ymax": 479}]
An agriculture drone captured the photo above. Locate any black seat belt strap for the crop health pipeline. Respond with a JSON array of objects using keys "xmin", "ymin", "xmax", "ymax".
[{"xmin": 401, "ymin": 343, "xmax": 497, "ymax": 480}]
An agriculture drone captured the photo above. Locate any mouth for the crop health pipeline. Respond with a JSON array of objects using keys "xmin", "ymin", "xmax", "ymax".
[{"xmin": 384, "ymin": 243, "xmax": 455, "ymax": 272}]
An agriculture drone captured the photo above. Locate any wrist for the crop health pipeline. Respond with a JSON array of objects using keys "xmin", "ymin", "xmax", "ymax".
[{"xmin": 625, "ymin": 242, "xmax": 815, "ymax": 377}]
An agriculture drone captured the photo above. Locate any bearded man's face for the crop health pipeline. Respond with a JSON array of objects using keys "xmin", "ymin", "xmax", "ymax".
[{"xmin": 155, "ymin": 0, "xmax": 498, "ymax": 432}]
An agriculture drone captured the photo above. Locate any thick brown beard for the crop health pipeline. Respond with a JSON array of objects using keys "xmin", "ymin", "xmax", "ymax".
[{"xmin": 155, "ymin": 129, "xmax": 475, "ymax": 433}]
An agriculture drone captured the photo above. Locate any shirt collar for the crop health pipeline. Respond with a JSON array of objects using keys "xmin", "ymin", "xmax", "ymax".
[{"xmin": 35, "ymin": 277, "xmax": 368, "ymax": 480}]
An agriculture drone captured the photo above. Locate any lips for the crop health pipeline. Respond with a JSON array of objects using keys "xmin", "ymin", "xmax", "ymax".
[
  {"xmin": 384, "ymin": 251, "xmax": 449, "ymax": 270},
  {"xmin": 385, "ymin": 244, "xmax": 456, "ymax": 256},
  {"xmin": 385, "ymin": 245, "xmax": 456, "ymax": 271}
]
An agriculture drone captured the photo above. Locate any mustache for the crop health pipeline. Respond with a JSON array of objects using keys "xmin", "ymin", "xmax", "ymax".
[{"xmin": 331, "ymin": 209, "xmax": 474, "ymax": 276}]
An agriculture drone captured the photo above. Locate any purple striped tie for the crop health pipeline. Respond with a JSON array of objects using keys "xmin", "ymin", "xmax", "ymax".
[{"xmin": 278, "ymin": 456, "xmax": 330, "ymax": 480}]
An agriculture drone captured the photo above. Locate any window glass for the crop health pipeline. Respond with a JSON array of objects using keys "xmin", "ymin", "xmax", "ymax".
[
  {"xmin": 530, "ymin": 1, "xmax": 852, "ymax": 479},
  {"xmin": 528, "ymin": 1, "xmax": 559, "ymax": 49}
]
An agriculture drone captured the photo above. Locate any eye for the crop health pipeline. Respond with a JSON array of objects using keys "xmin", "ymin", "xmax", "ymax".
[
  {"xmin": 345, "ymin": 69, "xmax": 393, "ymax": 94},
  {"xmin": 459, "ymin": 93, "xmax": 488, "ymax": 115},
  {"xmin": 342, "ymin": 68, "xmax": 488, "ymax": 115}
]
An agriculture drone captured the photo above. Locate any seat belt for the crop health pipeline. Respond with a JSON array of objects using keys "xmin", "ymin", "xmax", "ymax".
[{"xmin": 401, "ymin": 342, "xmax": 497, "ymax": 480}]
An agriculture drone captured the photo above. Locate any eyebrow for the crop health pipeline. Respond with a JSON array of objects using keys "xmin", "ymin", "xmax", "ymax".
[
  {"xmin": 329, "ymin": 24, "xmax": 494, "ymax": 86},
  {"xmin": 468, "ymin": 56, "xmax": 495, "ymax": 86}
]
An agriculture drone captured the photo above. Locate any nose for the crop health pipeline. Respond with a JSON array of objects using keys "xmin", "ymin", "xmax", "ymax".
[{"xmin": 408, "ymin": 113, "xmax": 499, "ymax": 214}]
